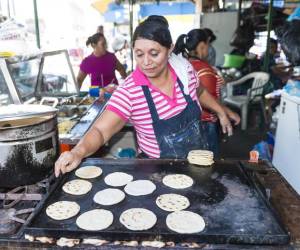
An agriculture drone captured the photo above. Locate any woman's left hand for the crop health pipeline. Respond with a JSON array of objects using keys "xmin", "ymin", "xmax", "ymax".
[{"xmin": 218, "ymin": 113, "xmax": 233, "ymax": 136}]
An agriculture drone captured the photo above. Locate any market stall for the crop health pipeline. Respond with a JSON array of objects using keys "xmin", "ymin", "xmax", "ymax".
[
  {"xmin": 1, "ymin": 2, "xmax": 300, "ymax": 249},
  {"xmin": 0, "ymin": 50, "xmax": 108, "ymax": 148}
]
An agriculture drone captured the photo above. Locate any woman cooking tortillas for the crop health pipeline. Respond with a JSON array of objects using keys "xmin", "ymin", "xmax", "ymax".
[{"xmin": 55, "ymin": 15, "xmax": 235, "ymax": 177}]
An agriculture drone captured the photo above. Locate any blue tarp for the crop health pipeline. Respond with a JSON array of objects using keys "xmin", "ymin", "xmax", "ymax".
[
  {"xmin": 254, "ymin": 0, "xmax": 284, "ymax": 8},
  {"xmin": 139, "ymin": 2, "xmax": 195, "ymax": 18},
  {"xmin": 288, "ymin": 6, "xmax": 300, "ymax": 21},
  {"xmin": 104, "ymin": 3, "xmax": 127, "ymax": 23}
]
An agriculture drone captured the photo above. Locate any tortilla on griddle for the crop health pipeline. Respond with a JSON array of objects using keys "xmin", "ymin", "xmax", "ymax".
[
  {"xmin": 124, "ymin": 180, "xmax": 156, "ymax": 196},
  {"xmin": 188, "ymin": 150, "xmax": 213, "ymax": 157},
  {"xmin": 187, "ymin": 150, "xmax": 214, "ymax": 166},
  {"xmin": 62, "ymin": 179, "xmax": 92, "ymax": 195},
  {"xmin": 120, "ymin": 208, "xmax": 157, "ymax": 231},
  {"xmin": 93, "ymin": 188, "xmax": 125, "ymax": 205},
  {"xmin": 166, "ymin": 210, "xmax": 205, "ymax": 234},
  {"xmin": 162, "ymin": 174, "xmax": 193, "ymax": 189},
  {"xmin": 104, "ymin": 172, "xmax": 133, "ymax": 187},
  {"xmin": 156, "ymin": 193, "xmax": 190, "ymax": 212},
  {"xmin": 76, "ymin": 209, "xmax": 113, "ymax": 231},
  {"xmin": 75, "ymin": 166, "xmax": 102, "ymax": 179},
  {"xmin": 46, "ymin": 201, "xmax": 80, "ymax": 220}
]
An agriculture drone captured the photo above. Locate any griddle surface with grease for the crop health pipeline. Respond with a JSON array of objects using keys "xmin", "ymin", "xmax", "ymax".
[{"xmin": 24, "ymin": 159, "xmax": 289, "ymax": 244}]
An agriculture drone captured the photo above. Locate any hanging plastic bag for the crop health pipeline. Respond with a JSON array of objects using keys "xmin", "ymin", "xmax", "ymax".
[
  {"xmin": 0, "ymin": 18, "xmax": 40, "ymax": 57},
  {"xmin": 283, "ymin": 79, "xmax": 300, "ymax": 97}
]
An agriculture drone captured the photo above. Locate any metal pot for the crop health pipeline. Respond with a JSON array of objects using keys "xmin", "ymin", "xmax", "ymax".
[{"xmin": 0, "ymin": 105, "xmax": 59, "ymax": 188}]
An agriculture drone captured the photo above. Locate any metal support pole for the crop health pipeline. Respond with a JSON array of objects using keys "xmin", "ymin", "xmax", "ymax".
[
  {"xmin": 222, "ymin": 0, "xmax": 226, "ymax": 9},
  {"xmin": 237, "ymin": 0, "xmax": 242, "ymax": 27},
  {"xmin": 195, "ymin": 0, "xmax": 202, "ymax": 28},
  {"xmin": 129, "ymin": 0, "xmax": 134, "ymax": 71},
  {"xmin": 11, "ymin": 0, "xmax": 15, "ymax": 17},
  {"xmin": 7, "ymin": 0, "xmax": 11, "ymax": 18},
  {"xmin": 263, "ymin": 0, "xmax": 274, "ymax": 72},
  {"xmin": 33, "ymin": 0, "xmax": 41, "ymax": 49}
]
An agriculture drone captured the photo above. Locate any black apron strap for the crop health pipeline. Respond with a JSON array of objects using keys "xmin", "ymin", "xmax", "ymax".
[
  {"xmin": 176, "ymin": 77, "xmax": 194, "ymax": 104},
  {"xmin": 142, "ymin": 85, "xmax": 160, "ymax": 122},
  {"xmin": 142, "ymin": 76, "xmax": 194, "ymax": 122}
]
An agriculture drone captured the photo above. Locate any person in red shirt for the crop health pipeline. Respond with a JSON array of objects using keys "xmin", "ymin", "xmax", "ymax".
[{"xmin": 174, "ymin": 29, "xmax": 240, "ymax": 157}]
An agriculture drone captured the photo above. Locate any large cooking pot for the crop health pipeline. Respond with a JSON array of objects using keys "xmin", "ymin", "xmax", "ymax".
[{"xmin": 0, "ymin": 104, "xmax": 59, "ymax": 188}]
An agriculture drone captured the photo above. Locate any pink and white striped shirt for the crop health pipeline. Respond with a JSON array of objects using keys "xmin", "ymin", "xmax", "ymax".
[{"xmin": 106, "ymin": 63, "xmax": 201, "ymax": 158}]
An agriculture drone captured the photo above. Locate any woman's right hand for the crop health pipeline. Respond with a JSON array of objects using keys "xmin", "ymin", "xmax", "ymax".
[{"xmin": 54, "ymin": 150, "xmax": 83, "ymax": 177}]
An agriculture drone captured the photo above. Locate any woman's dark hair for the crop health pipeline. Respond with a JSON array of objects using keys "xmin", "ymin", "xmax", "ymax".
[
  {"xmin": 203, "ymin": 28, "xmax": 216, "ymax": 43},
  {"xmin": 276, "ymin": 20, "xmax": 300, "ymax": 65},
  {"xmin": 132, "ymin": 15, "xmax": 172, "ymax": 48},
  {"xmin": 173, "ymin": 29, "xmax": 208, "ymax": 57},
  {"xmin": 269, "ymin": 38, "xmax": 278, "ymax": 46},
  {"xmin": 147, "ymin": 15, "xmax": 169, "ymax": 28},
  {"xmin": 97, "ymin": 25, "xmax": 104, "ymax": 34},
  {"xmin": 86, "ymin": 33, "xmax": 106, "ymax": 47}
]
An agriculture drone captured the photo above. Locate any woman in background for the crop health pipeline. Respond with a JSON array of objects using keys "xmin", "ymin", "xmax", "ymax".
[
  {"xmin": 174, "ymin": 29, "xmax": 240, "ymax": 157},
  {"xmin": 77, "ymin": 33, "xmax": 127, "ymax": 90}
]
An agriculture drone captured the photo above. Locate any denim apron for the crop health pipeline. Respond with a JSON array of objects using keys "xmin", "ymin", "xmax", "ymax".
[{"xmin": 141, "ymin": 78, "xmax": 208, "ymax": 159}]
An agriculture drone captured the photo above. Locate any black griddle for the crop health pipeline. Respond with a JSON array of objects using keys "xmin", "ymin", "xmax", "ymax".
[{"xmin": 24, "ymin": 159, "xmax": 289, "ymax": 244}]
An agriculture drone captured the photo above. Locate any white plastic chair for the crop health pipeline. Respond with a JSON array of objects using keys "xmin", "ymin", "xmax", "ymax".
[{"xmin": 223, "ymin": 72, "xmax": 270, "ymax": 130}]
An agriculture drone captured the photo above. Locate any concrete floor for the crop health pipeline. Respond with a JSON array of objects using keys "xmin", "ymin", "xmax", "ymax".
[{"xmin": 100, "ymin": 130, "xmax": 137, "ymax": 158}]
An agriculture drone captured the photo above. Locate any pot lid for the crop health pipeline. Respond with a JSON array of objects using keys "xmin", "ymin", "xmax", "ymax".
[{"xmin": 0, "ymin": 104, "xmax": 57, "ymax": 122}]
